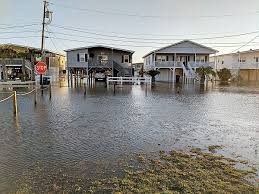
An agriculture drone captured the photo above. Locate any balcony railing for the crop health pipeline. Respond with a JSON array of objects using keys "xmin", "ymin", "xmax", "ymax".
[
  {"xmin": 88, "ymin": 59, "xmax": 113, "ymax": 68},
  {"xmin": 231, "ymin": 63, "xmax": 259, "ymax": 69},
  {"xmin": 155, "ymin": 61, "xmax": 214, "ymax": 68}
]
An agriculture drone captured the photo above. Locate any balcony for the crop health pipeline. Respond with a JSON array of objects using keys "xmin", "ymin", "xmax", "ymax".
[
  {"xmin": 88, "ymin": 59, "xmax": 113, "ymax": 68},
  {"xmin": 231, "ymin": 63, "xmax": 259, "ymax": 69},
  {"xmin": 155, "ymin": 61, "xmax": 214, "ymax": 68}
]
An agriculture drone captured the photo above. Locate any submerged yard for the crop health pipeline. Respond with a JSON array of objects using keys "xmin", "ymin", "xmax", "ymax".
[{"xmin": 0, "ymin": 82, "xmax": 259, "ymax": 193}]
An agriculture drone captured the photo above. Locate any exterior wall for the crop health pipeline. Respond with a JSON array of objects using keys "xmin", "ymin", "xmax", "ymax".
[
  {"xmin": 155, "ymin": 68, "xmax": 183, "ymax": 82},
  {"xmin": 212, "ymin": 51, "xmax": 259, "ymax": 70},
  {"xmin": 239, "ymin": 70, "xmax": 259, "ymax": 81},
  {"xmin": 67, "ymin": 47, "xmax": 133, "ymax": 69},
  {"xmin": 67, "ymin": 48, "xmax": 89, "ymax": 68}
]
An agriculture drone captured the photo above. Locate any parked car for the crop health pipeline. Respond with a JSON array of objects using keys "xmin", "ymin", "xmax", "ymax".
[{"xmin": 95, "ymin": 72, "xmax": 106, "ymax": 81}]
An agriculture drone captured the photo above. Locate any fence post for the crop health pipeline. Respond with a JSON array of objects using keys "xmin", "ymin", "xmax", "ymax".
[
  {"xmin": 13, "ymin": 91, "xmax": 18, "ymax": 115},
  {"xmin": 120, "ymin": 77, "xmax": 123, "ymax": 85}
]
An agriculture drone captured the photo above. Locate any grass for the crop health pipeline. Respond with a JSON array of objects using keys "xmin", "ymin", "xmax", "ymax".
[{"xmin": 15, "ymin": 146, "xmax": 258, "ymax": 194}]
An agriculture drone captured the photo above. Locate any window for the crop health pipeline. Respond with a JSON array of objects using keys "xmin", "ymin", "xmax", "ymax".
[
  {"xmin": 256, "ymin": 57, "xmax": 259, "ymax": 63},
  {"xmin": 238, "ymin": 57, "xmax": 246, "ymax": 63},
  {"xmin": 222, "ymin": 60, "xmax": 224, "ymax": 65},
  {"xmin": 157, "ymin": 55, "xmax": 167, "ymax": 62},
  {"xmin": 78, "ymin": 53, "xmax": 87, "ymax": 62},
  {"xmin": 124, "ymin": 55, "xmax": 130, "ymax": 63},
  {"xmin": 98, "ymin": 55, "xmax": 108, "ymax": 64}
]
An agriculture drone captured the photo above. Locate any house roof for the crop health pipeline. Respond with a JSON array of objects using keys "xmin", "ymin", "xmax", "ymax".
[
  {"xmin": 64, "ymin": 45, "xmax": 135, "ymax": 53},
  {"xmin": 214, "ymin": 49, "xmax": 259, "ymax": 57},
  {"xmin": 0, "ymin": 43, "xmax": 65, "ymax": 56},
  {"xmin": 143, "ymin": 40, "xmax": 218, "ymax": 58}
]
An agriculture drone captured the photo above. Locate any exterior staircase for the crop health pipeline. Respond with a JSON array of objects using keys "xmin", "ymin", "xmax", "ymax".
[
  {"xmin": 181, "ymin": 63, "xmax": 196, "ymax": 79},
  {"xmin": 113, "ymin": 61, "xmax": 133, "ymax": 77}
]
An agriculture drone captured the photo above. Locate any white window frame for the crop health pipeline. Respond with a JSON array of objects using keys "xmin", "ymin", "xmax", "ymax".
[
  {"xmin": 239, "ymin": 57, "xmax": 246, "ymax": 63},
  {"xmin": 157, "ymin": 55, "xmax": 167, "ymax": 62},
  {"xmin": 124, "ymin": 55, "xmax": 130, "ymax": 63},
  {"xmin": 79, "ymin": 53, "xmax": 86, "ymax": 63}
]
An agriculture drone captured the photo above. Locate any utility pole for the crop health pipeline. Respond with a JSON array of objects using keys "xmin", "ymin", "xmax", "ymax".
[
  {"xmin": 40, "ymin": 0, "xmax": 52, "ymax": 95},
  {"xmin": 40, "ymin": 1, "xmax": 47, "ymax": 95}
]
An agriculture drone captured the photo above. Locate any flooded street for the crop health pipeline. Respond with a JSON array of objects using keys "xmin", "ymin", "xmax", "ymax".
[{"xmin": 0, "ymin": 82, "xmax": 259, "ymax": 193}]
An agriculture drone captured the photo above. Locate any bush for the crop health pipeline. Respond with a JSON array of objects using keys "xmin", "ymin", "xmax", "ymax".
[{"xmin": 217, "ymin": 68, "xmax": 231, "ymax": 82}]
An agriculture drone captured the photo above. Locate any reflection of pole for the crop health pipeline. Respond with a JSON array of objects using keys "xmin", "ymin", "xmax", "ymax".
[
  {"xmin": 13, "ymin": 91, "xmax": 18, "ymax": 116},
  {"xmin": 34, "ymin": 87, "xmax": 37, "ymax": 106},
  {"xmin": 49, "ymin": 83, "xmax": 52, "ymax": 100}
]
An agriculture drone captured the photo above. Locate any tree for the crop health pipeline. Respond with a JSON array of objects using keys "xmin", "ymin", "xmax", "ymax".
[
  {"xmin": 146, "ymin": 69, "xmax": 160, "ymax": 83},
  {"xmin": 196, "ymin": 66, "xmax": 216, "ymax": 85},
  {"xmin": 217, "ymin": 68, "xmax": 231, "ymax": 83}
]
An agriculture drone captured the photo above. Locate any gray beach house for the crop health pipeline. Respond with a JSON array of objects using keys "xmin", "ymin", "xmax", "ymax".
[{"xmin": 65, "ymin": 45, "xmax": 134, "ymax": 80}]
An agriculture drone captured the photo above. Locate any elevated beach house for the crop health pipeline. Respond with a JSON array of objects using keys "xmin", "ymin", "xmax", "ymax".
[
  {"xmin": 65, "ymin": 45, "xmax": 134, "ymax": 80},
  {"xmin": 0, "ymin": 44, "xmax": 66, "ymax": 82},
  {"xmin": 210, "ymin": 49, "xmax": 259, "ymax": 82},
  {"xmin": 143, "ymin": 40, "xmax": 218, "ymax": 83}
]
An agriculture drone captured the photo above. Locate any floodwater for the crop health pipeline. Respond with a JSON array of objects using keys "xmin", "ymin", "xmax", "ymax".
[{"xmin": 0, "ymin": 82, "xmax": 259, "ymax": 193}]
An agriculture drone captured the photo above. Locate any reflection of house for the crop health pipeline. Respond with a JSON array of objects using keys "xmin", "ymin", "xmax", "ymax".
[
  {"xmin": 143, "ymin": 40, "xmax": 217, "ymax": 83},
  {"xmin": 65, "ymin": 45, "xmax": 134, "ymax": 78},
  {"xmin": 210, "ymin": 49, "xmax": 259, "ymax": 81},
  {"xmin": 0, "ymin": 44, "xmax": 66, "ymax": 82}
]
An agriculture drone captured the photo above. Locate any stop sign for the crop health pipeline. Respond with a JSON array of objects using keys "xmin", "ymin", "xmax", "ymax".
[{"xmin": 35, "ymin": 62, "xmax": 47, "ymax": 74}]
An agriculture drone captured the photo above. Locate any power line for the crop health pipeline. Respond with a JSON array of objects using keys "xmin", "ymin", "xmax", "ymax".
[
  {"xmin": 50, "ymin": 24, "xmax": 259, "ymax": 41},
  {"xmin": 0, "ymin": 30, "xmax": 41, "ymax": 34},
  {"xmin": 0, "ymin": 24, "xmax": 39, "ymax": 30},
  {"xmin": 46, "ymin": 28, "xmax": 259, "ymax": 46},
  {"xmin": 232, "ymin": 34, "xmax": 259, "ymax": 52},
  {"xmin": 0, "ymin": 35, "xmax": 41, "ymax": 39},
  {"xmin": 48, "ymin": 36, "xmax": 259, "ymax": 49},
  {"xmin": 49, "ymin": 2, "xmax": 259, "ymax": 20}
]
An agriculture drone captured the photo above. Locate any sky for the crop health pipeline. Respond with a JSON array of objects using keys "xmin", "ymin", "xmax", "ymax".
[{"xmin": 1, "ymin": 0, "xmax": 259, "ymax": 62}]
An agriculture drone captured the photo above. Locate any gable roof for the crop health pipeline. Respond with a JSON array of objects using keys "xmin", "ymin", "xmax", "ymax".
[
  {"xmin": 64, "ymin": 45, "xmax": 135, "ymax": 53},
  {"xmin": 143, "ymin": 40, "xmax": 218, "ymax": 58}
]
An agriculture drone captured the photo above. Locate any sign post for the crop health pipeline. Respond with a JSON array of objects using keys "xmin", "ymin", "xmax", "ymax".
[{"xmin": 36, "ymin": 62, "xmax": 47, "ymax": 95}]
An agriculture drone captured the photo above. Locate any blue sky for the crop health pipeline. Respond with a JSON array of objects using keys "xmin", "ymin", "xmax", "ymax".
[{"xmin": 1, "ymin": 0, "xmax": 259, "ymax": 62}]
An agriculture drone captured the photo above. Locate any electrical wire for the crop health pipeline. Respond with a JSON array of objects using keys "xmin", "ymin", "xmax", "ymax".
[
  {"xmin": 47, "ymin": 28, "xmax": 259, "ymax": 46},
  {"xmin": 50, "ymin": 24, "xmax": 259, "ymax": 41}
]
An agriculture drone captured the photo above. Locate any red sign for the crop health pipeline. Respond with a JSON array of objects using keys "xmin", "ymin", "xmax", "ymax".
[{"xmin": 35, "ymin": 62, "xmax": 47, "ymax": 74}]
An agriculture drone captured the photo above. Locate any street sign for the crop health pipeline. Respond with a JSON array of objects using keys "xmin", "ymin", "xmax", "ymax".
[{"xmin": 36, "ymin": 62, "xmax": 47, "ymax": 74}]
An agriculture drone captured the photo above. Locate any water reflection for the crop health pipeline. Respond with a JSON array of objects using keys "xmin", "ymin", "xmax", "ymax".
[{"xmin": 0, "ymin": 82, "xmax": 259, "ymax": 193}]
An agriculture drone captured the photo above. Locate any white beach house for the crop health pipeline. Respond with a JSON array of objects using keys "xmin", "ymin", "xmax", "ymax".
[
  {"xmin": 143, "ymin": 40, "xmax": 218, "ymax": 83},
  {"xmin": 211, "ymin": 49, "xmax": 259, "ymax": 81}
]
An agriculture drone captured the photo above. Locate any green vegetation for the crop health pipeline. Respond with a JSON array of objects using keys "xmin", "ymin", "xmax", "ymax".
[
  {"xmin": 146, "ymin": 69, "xmax": 160, "ymax": 82},
  {"xmin": 196, "ymin": 66, "xmax": 216, "ymax": 84},
  {"xmin": 15, "ymin": 147, "xmax": 258, "ymax": 194},
  {"xmin": 217, "ymin": 68, "xmax": 232, "ymax": 83}
]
